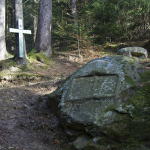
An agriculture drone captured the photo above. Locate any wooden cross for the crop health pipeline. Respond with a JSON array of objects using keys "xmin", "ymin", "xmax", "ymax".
[{"xmin": 9, "ymin": 19, "xmax": 31, "ymax": 58}]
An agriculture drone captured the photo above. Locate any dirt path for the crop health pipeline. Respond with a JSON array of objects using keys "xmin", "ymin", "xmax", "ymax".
[
  {"xmin": 0, "ymin": 50, "xmax": 110, "ymax": 150},
  {"xmin": 0, "ymin": 54, "xmax": 86, "ymax": 150},
  {"xmin": 0, "ymin": 78, "xmax": 63, "ymax": 150}
]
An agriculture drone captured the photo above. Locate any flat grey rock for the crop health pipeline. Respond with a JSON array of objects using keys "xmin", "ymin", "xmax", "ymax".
[{"xmin": 117, "ymin": 47, "xmax": 148, "ymax": 59}]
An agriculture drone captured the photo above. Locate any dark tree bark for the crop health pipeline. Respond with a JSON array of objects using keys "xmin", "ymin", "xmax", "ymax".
[
  {"xmin": 0, "ymin": 0, "xmax": 6, "ymax": 60},
  {"xmin": 35, "ymin": 0, "xmax": 52, "ymax": 58},
  {"xmin": 15, "ymin": 0, "xmax": 27, "ymax": 65}
]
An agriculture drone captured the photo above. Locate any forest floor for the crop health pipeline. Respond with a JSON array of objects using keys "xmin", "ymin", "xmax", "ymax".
[
  {"xmin": 0, "ymin": 48, "xmax": 111, "ymax": 150},
  {"xmin": 0, "ymin": 41, "xmax": 149, "ymax": 150}
]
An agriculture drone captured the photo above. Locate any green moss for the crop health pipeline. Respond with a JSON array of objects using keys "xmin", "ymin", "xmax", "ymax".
[
  {"xmin": 115, "ymin": 84, "xmax": 150, "ymax": 148},
  {"xmin": 139, "ymin": 70, "xmax": 150, "ymax": 82},
  {"xmin": 18, "ymin": 64, "xmax": 30, "ymax": 71},
  {"xmin": 0, "ymin": 58, "xmax": 17, "ymax": 70},
  {"xmin": 27, "ymin": 49, "xmax": 52, "ymax": 65},
  {"xmin": 125, "ymin": 75, "xmax": 136, "ymax": 85},
  {"xmin": 131, "ymin": 52, "xmax": 144, "ymax": 57},
  {"xmin": 6, "ymin": 51, "xmax": 14, "ymax": 58},
  {"xmin": 27, "ymin": 49, "xmax": 54, "ymax": 72},
  {"xmin": 127, "ymin": 83, "xmax": 150, "ymax": 109},
  {"xmin": 90, "ymin": 84, "xmax": 150, "ymax": 149},
  {"xmin": 105, "ymin": 105, "xmax": 117, "ymax": 112},
  {"xmin": 0, "ymin": 58, "xmax": 19, "ymax": 79},
  {"xmin": 0, "ymin": 74, "xmax": 2, "ymax": 79}
]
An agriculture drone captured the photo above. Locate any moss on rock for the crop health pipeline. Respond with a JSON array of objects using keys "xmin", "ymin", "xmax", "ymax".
[
  {"xmin": 125, "ymin": 75, "xmax": 136, "ymax": 85},
  {"xmin": 139, "ymin": 70, "xmax": 150, "ymax": 82},
  {"xmin": 27, "ymin": 49, "xmax": 52, "ymax": 65},
  {"xmin": 88, "ymin": 83, "xmax": 150, "ymax": 149}
]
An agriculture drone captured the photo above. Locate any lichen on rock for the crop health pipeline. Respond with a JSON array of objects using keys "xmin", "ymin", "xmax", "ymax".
[{"xmin": 48, "ymin": 56, "xmax": 144, "ymax": 149}]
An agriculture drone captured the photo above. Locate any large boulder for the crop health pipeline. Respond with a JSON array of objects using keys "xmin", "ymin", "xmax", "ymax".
[
  {"xmin": 48, "ymin": 56, "xmax": 141, "ymax": 139},
  {"xmin": 116, "ymin": 47, "xmax": 148, "ymax": 59}
]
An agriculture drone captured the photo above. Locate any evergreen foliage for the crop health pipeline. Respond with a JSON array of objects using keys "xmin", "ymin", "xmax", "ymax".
[{"xmin": 5, "ymin": 0, "xmax": 150, "ymax": 52}]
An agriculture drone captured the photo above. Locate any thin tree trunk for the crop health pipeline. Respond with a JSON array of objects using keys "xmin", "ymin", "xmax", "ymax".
[
  {"xmin": 33, "ymin": 0, "xmax": 39, "ymax": 41},
  {"xmin": 35, "ymin": 0, "xmax": 52, "ymax": 58},
  {"xmin": 0, "ymin": 0, "xmax": 6, "ymax": 60},
  {"xmin": 70, "ymin": 0, "xmax": 77, "ymax": 25},
  {"xmin": 70, "ymin": 0, "xmax": 80, "ymax": 56},
  {"xmin": 15, "ymin": 0, "xmax": 27, "ymax": 65}
]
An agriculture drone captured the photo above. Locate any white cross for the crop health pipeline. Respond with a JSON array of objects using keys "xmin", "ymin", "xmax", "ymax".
[{"xmin": 9, "ymin": 19, "xmax": 31, "ymax": 58}]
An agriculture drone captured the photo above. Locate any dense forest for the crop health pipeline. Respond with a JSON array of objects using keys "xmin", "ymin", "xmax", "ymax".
[{"xmin": 5, "ymin": 0, "xmax": 150, "ymax": 55}]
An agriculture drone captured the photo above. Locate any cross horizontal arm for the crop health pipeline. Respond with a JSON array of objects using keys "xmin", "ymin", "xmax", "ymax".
[{"xmin": 9, "ymin": 28, "xmax": 32, "ymax": 34}]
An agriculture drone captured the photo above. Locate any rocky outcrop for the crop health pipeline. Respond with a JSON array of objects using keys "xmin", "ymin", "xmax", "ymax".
[{"xmin": 48, "ymin": 56, "xmax": 143, "ymax": 149}]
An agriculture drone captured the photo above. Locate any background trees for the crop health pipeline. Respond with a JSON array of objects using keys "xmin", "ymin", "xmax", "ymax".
[
  {"xmin": 90, "ymin": 0, "xmax": 150, "ymax": 43},
  {"xmin": 3, "ymin": 0, "xmax": 150, "ymax": 57}
]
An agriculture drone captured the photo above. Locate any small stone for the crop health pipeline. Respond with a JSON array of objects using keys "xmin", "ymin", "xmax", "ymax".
[
  {"xmin": 93, "ymin": 138, "xmax": 97, "ymax": 143},
  {"xmin": 107, "ymin": 145, "xmax": 111, "ymax": 149},
  {"xmin": 10, "ymin": 115, "xmax": 16, "ymax": 119},
  {"xmin": 8, "ymin": 147, "xmax": 15, "ymax": 150},
  {"xmin": 9, "ymin": 98, "xmax": 14, "ymax": 101},
  {"xmin": 0, "ymin": 146, "xmax": 4, "ymax": 150},
  {"xmin": 114, "ymin": 105, "xmax": 127, "ymax": 114},
  {"xmin": 117, "ymin": 47, "xmax": 148, "ymax": 59},
  {"xmin": 74, "ymin": 134, "xmax": 92, "ymax": 150},
  {"xmin": 22, "ymin": 104, "xmax": 30, "ymax": 109}
]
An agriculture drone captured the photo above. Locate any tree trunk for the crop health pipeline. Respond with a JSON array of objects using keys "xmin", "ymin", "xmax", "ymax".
[
  {"xmin": 70, "ymin": 0, "xmax": 77, "ymax": 25},
  {"xmin": 35, "ymin": 0, "xmax": 52, "ymax": 58},
  {"xmin": 6, "ymin": 0, "xmax": 16, "ymax": 55},
  {"xmin": 33, "ymin": 0, "xmax": 39, "ymax": 41},
  {"xmin": 15, "ymin": 0, "xmax": 27, "ymax": 65},
  {"xmin": 0, "ymin": 0, "xmax": 6, "ymax": 60},
  {"xmin": 70, "ymin": 0, "xmax": 80, "ymax": 56}
]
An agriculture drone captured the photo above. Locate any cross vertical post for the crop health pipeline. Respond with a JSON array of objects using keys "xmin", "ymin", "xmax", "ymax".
[
  {"xmin": 18, "ymin": 19, "xmax": 24, "ymax": 58},
  {"xmin": 9, "ymin": 19, "xmax": 31, "ymax": 58}
]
